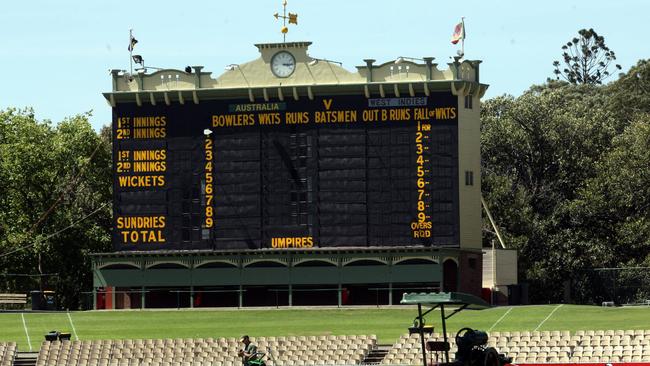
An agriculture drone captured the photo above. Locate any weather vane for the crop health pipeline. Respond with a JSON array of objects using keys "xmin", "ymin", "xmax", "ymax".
[{"xmin": 274, "ymin": 0, "xmax": 298, "ymax": 42}]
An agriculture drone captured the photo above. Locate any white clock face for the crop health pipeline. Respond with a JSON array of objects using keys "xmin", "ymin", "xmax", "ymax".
[{"xmin": 271, "ymin": 51, "xmax": 296, "ymax": 78}]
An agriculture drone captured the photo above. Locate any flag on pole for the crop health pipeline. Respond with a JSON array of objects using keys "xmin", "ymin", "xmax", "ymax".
[
  {"xmin": 451, "ymin": 19, "xmax": 465, "ymax": 45},
  {"xmin": 128, "ymin": 35, "xmax": 138, "ymax": 52}
]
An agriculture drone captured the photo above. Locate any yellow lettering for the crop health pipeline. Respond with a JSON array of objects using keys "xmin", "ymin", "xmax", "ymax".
[
  {"xmin": 433, "ymin": 107, "xmax": 457, "ymax": 120},
  {"xmin": 414, "ymin": 108, "xmax": 428, "ymax": 120},
  {"xmin": 412, "ymin": 230, "xmax": 431, "ymax": 238},
  {"xmin": 132, "ymin": 161, "xmax": 166, "ymax": 172},
  {"xmin": 212, "ymin": 114, "xmax": 256, "ymax": 128},
  {"xmin": 116, "ymin": 216, "xmax": 167, "ymax": 229},
  {"xmin": 410, "ymin": 221, "xmax": 432, "ymax": 230},
  {"xmin": 132, "ymin": 149, "xmax": 166, "ymax": 161},
  {"xmin": 362, "ymin": 109, "xmax": 380, "ymax": 122},
  {"xmin": 258, "ymin": 113, "xmax": 281, "ymax": 125},
  {"xmin": 117, "ymin": 175, "xmax": 165, "ymax": 188},
  {"xmin": 132, "ymin": 116, "xmax": 167, "ymax": 127},
  {"xmin": 133, "ymin": 127, "xmax": 166, "ymax": 139},
  {"xmin": 118, "ymin": 228, "xmax": 166, "ymax": 244},
  {"xmin": 117, "ymin": 117, "xmax": 131, "ymax": 128},
  {"xmin": 270, "ymin": 237, "xmax": 314, "ymax": 248},
  {"xmin": 285, "ymin": 112, "xmax": 309, "ymax": 124},
  {"xmin": 314, "ymin": 110, "xmax": 357, "ymax": 123},
  {"xmin": 388, "ymin": 108, "xmax": 411, "ymax": 121}
]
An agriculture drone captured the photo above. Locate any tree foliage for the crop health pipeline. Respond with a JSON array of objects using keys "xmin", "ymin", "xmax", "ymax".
[
  {"xmin": 605, "ymin": 59, "xmax": 650, "ymax": 121},
  {"xmin": 553, "ymin": 28, "xmax": 621, "ymax": 85},
  {"xmin": 0, "ymin": 109, "xmax": 111, "ymax": 309},
  {"xmin": 481, "ymin": 85, "xmax": 620, "ymax": 302},
  {"xmin": 483, "ymin": 61, "xmax": 650, "ymax": 304}
]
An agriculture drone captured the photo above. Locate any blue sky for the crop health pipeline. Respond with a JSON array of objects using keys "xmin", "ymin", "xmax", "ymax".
[{"xmin": 0, "ymin": 0, "xmax": 647, "ymax": 130}]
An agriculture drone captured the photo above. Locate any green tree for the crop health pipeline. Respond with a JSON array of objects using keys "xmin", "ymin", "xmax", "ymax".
[
  {"xmin": 605, "ymin": 59, "xmax": 650, "ymax": 124},
  {"xmin": 481, "ymin": 85, "xmax": 620, "ymax": 302},
  {"xmin": 0, "ymin": 109, "xmax": 111, "ymax": 309},
  {"xmin": 567, "ymin": 114, "xmax": 650, "ymax": 302},
  {"xmin": 553, "ymin": 28, "xmax": 621, "ymax": 85}
]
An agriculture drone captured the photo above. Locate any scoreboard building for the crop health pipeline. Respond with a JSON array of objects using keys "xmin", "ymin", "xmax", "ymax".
[{"xmin": 92, "ymin": 41, "xmax": 488, "ymax": 309}]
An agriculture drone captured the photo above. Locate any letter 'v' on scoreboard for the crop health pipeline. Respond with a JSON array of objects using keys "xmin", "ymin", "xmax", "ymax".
[{"xmin": 106, "ymin": 41, "xmax": 488, "ymax": 252}]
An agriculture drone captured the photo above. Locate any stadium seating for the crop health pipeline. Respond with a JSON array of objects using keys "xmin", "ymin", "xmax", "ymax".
[
  {"xmin": 26, "ymin": 329, "xmax": 650, "ymax": 365},
  {"xmin": 0, "ymin": 342, "xmax": 17, "ymax": 366},
  {"xmin": 383, "ymin": 330, "xmax": 650, "ymax": 365},
  {"xmin": 34, "ymin": 335, "xmax": 376, "ymax": 366},
  {"xmin": 381, "ymin": 333, "xmax": 459, "ymax": 365}
]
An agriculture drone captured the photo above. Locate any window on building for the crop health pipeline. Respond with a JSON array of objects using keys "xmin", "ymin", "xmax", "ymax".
[
  {"xmin": 464, "ymin": 94, "xmax": 473, "ymax": 109},
  {"xmin": 465, "ymin": 170, "xmax": 474, "ymax": 186}
]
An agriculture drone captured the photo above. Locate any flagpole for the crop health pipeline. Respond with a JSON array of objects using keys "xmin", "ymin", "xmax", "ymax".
[
  {"xmin": 283, "ymin": 0, "xmax": 287, "ymax": 43},
  {"xmin": 129, "ymin": 29, "xmax": 133, "ymax": 75},
  {"xmin": 461, "ymin": 17, "xmax": 465, "ymax": 57}
]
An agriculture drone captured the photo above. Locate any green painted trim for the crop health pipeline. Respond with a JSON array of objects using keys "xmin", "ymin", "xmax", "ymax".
[{"xmin": 92, "ymin": 247, "xmax": 482, "ymax": 290}]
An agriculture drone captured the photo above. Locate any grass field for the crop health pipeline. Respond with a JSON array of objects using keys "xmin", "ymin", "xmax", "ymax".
[{"xmin": 2, "ymin": 305, "xmax": 650, "ymax": 351}]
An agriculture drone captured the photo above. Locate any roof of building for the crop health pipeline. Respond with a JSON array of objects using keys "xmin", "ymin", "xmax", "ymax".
[{"xmin": 105, "ymin": 41, "xmax": 487, "ymax": 106}]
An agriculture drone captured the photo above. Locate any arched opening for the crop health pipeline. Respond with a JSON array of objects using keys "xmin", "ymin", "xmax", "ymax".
[
  {"xmin": 100, "ymin": 263, "xmax": 139, "ymax": 270},
  {"xmin": 344, "ymin": 259, "xmax": 385, "ymax": 266},
  {"xmin": 443, "ymin": 259, "xmax": 458, "ymax": 292},
  {"xmin": 391, "ymin": 258, "xmax": 441, "ymax": 301},
  {"xmin": 290, "ymin": 260, "xmax": 338, "ymax": 306},
  {"xmin": 195, "ymin": 261, "xmax": 238, "ymax": 269},
  {"xmin": 394, "ymin": 258, "xmax": 437, "ymax": 265},
  {"xmin": 293, "ymin": 260, "xmax": 337, "ymax": 267},
  {"xmin": 342, "ymin": 259, "xmax": 388, "ymax": 305},
  {"xmin": 245, "ymin": 260, "xmax": 287, "ymax": 268},
  {"xmin": 242, "ymin": 261, "xmax": 289, "ymax": 306},
  {"xmin": 194, "ymin": 261, "xmax": 239, "ymax": 307},
  {"xmin": 99, "ymin": 264, "xmax": 142, "ymax": 310},
  {"xmin": 148, "ymin": 262, "xmax": 188, "ymax": 269}
]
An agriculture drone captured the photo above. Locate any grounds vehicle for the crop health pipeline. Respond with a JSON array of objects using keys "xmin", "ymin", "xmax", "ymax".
[
  {"xmin": 246, "ymin": 351, "xmax": 268, "ymax": 366},
  {"xmin": 401, "ymin": 292, "xmax": 511, "ymax": 366}
]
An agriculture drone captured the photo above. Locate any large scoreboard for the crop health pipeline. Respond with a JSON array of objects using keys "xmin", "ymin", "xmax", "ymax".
[{"xmin": 112, "ymin": 93, "xmax": 459, "ymax": 251}]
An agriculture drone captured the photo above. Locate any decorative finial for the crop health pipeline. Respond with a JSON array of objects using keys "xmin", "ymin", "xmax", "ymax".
[{"xmin": 274, "ymin": 0, "xmax": 298, "ymax": 42}]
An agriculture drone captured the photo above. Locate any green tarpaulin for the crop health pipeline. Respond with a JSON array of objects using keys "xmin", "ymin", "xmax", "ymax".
[{"xmin": 400, "ymin": 292, "xmax": 490, "ymax": 310}]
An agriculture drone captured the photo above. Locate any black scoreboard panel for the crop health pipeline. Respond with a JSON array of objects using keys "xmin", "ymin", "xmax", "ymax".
[{"xmin": 112, "ymin": 93, "xmax": 459, "ymax": 251}]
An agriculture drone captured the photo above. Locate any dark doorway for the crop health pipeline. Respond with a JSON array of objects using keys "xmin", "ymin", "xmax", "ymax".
[
  {"xmin": 292, "ymin": 285, "xmax": 338, "ymax": 306},
  {"xmin": 193, "ymin": 286, "xmax": 240, "ymax": 307},
  {"xmin": 243, "ymin": 286, "xmax": 289, "ymax": 307},
  {"xmin": 114, "ymin": 287, "xmax": 142, "ymax": 309},
  {"xmin": 443, "ymin": 259, "xmax": 458, "ymax": 292},
  {"xmin": 145, "ymin": 287, "xmax": 190, "ymax": 308},
  {"xmin": 344, "ymin": 284, "xmax": 389, "ymax": 305}
]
